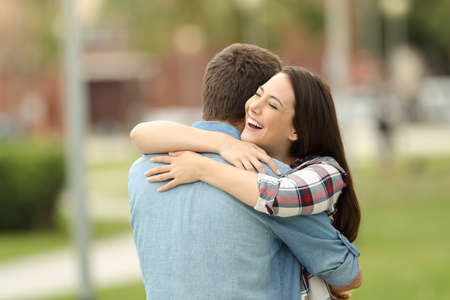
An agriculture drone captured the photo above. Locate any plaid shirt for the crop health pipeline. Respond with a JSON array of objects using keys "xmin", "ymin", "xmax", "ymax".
[{"xmin": 255, "ymin": 156, "xmax": 348, "ymax": 218}]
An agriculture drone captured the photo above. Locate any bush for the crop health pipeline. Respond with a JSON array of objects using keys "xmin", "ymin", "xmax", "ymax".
[{"xmin": 0, "ymin": 140, "xmax": 65, "ymax": 231}]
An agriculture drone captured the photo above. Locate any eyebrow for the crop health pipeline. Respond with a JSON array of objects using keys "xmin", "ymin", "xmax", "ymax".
[{"xmin": 259, "ymin": 86, "xmax": 284, "ymax": 106}]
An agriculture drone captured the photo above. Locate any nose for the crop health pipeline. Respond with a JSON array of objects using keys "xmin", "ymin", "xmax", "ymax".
[{"xmin": 248, "ymin": 97, "xmax": 263, "ymax": 114}]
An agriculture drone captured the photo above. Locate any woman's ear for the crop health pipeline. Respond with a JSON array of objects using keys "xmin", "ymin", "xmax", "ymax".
[{"xmin": 288, "ymin": 130, "xmax": 298, "ymax": 142}]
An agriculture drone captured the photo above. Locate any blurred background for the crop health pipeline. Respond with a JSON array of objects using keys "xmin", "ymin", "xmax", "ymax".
[{"xmin": 0, "ymin": 0, "xmax": 449, "ymax": 299}]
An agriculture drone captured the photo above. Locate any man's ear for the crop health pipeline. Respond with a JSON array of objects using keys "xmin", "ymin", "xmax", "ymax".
[{"xmin": 288, "ymin": 130, "xmax": 298, "ymax": 142}]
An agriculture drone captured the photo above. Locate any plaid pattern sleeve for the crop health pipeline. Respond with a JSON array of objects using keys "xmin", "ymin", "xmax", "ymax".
[{"xmin": 254, "ymin": 156, "xmax": 348, "ymax": 217}]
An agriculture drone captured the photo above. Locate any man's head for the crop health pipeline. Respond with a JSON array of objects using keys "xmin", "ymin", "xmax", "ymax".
[{"xmin": 202, "ymin": 43, "xmax": 282, "ymax": 129}]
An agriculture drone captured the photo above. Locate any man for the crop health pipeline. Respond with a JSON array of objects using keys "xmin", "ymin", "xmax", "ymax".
[{"xmin": 128, "ymin": 43, "xmax": 361, "ymax": 299}]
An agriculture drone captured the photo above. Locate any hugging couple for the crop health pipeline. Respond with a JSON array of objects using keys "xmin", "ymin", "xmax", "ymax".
[{"xmin": 128, "ymin": 43, "xmax": 362, "ymax": 300}]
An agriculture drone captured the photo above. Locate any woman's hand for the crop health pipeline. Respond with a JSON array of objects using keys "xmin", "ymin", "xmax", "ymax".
[
  {"xmin": 145, "ymin": 151, "xmax": 206, "ymax": 192},
  {"xmin": 219, "ymin": 138, "xmax": 280, "ymax": 175}
]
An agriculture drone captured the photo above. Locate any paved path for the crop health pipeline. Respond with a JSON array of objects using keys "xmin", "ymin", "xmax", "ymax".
[{"xmin": 0, "ymin": 234, "xmax": 141, "ymax": 300}]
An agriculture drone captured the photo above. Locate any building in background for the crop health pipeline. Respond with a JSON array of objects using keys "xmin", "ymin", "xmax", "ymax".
[{"xmin": 1, "ymin": 0, "xmax": 449, "ymax": 137}]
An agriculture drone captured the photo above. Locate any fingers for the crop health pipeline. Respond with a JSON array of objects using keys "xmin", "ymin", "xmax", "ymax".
[
  {"xmin": 230, "ymin": 159, "xmax": 245, "ymax": 169},
  {"xmin": 168, "ymin": 151, "xmax": 184, "ymax": 157},
  {"xmin": 247, "ymin": 144, "xmax": 280, "ymax": 175},
  {"xmin": 151, "ymin": 156, "xmax": 172, "ymax": 164},
  {"xmin": 147, "ymin": 153, "xmax": 188, "ymax": 192},
  {"xmin": 249, "ymin": 156, "xmax": 266, "ymax": 174},
  {"xmin": 231, "ymin": 153, "xmax": 279, "ymax": 174},
  {"xmin": 241, "ymin": 158, "xmax": 256, "ymax": 173},
  {"xmin": 253, "ymin": 145, "xmax": 268, "ymax": 156},
  {"xmin": 255, "ymin": 152, "xmax": 280, "ymax": 175},
  {"xmin": 157, "ymin": 179, "xmax": 180, "ymax": 192},
  {"xmin": 145, "ymin": 165, "xmax": 171, "ymax": 177},
  {"xmin": 265, "ymin": 159, "xmax": 281, "ymax": 175},
  {"xmin": 147, "ymin": 172, "xmax": 173, "ymax": 183}
]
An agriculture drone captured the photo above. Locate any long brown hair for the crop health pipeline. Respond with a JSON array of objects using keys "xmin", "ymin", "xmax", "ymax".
[{"xmin": 282, "ymin": 66, "xmax": 361, "ymax": 243}]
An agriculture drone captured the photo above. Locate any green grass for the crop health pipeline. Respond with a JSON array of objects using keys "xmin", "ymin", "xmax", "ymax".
[
  {"xmin": 351, "ymin": 155, "xmax": 450, "ymax": 300},
  {"xmin": 0, "ymin": 219, "xmax": 131, "ymax": 262}
]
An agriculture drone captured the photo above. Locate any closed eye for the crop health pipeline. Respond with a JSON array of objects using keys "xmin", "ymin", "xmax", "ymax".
[
  {"xmin": 255, "ymin": 86, "xmax": 264, "ymax": 97},
  {"xmin": 269, "ymin": 102, "xmax": 278, "ymax": 110}
]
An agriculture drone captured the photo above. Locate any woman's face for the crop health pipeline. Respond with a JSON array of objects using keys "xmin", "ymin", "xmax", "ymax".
[{"xmin": 241, "ymin": 73, "xmax": 297, "ymax": 161}]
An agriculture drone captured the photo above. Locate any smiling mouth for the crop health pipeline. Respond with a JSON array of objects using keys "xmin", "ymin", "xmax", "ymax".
[{"xmin": 247, "ymin": 117, "xmax": 263, "ymax": 129}]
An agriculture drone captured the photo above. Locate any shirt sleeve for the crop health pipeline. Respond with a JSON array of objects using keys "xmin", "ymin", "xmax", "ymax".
[
  {"xmin": 268, "ymin": 214, "xmax": 361, "ymax": 287},
  {"xmin": 255, "ymin": 160, "xmax": 347, "ymax": 217}
]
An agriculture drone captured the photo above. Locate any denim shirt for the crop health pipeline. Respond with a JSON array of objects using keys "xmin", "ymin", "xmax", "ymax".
[{"xmin": 128, "ymin": 121, "xmax": 360, "ymax": 300}]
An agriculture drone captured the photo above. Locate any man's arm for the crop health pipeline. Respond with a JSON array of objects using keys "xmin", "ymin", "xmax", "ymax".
[
  {"xmin": 331, "ymin": 267, "xmax": 362, "ymax": 292},
  {"xmin": 268, "ymin": 213, "xmax": 361, "ymax": 287}
]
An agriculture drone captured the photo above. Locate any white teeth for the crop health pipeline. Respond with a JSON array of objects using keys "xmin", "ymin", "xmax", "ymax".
[{"xmin": 248, "ymin": 117, "xmax": 263, "ymax": 129}]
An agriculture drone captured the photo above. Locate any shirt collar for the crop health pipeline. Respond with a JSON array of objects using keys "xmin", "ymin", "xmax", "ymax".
[{"xmin": 192, "ymin": 121, "xmax": 241, "ymax": 140}]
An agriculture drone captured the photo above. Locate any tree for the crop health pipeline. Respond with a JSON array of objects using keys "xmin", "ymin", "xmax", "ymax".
[
  {"xmin": 408, "ymin": 0, "xmax": 450, "ymax": 74},
  {"xmin": 102, "ymin": 0, "xmax": 324, "ymax": 54}
]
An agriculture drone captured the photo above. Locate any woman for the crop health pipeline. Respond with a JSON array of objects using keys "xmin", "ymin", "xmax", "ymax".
[{"xmin": 131, "ymin": 66, "xmax": 361, "ymax": 299}]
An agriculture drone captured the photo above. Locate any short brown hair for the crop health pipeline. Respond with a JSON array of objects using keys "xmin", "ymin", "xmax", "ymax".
[{"xmin": 202, "ymin": 43, "xmax": 282, "ymax": 123}]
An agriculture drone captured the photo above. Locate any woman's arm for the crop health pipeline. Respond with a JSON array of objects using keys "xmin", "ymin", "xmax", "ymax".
[
  {"xmin": 130, "ymin": 120, "xmax": 279, "ymax": 174},
  {"xmin": 130, "ymin": 121, "xmax": 229, "ymax": 154},
  {"xmin": 256, "ymin": 157, "xmax": 347, "ymax": 217},
  {"xmin": 147, "ymin": 151, "xmax": 260, "ymax": 207},
  {"xmin": 147, "ymin": 152, "xmax": 347, "ymax": 217}
]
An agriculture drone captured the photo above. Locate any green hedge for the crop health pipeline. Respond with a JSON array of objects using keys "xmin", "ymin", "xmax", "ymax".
[{"xmin": 0, "ymin": 140, "xmax": 65, "ymax": 231}]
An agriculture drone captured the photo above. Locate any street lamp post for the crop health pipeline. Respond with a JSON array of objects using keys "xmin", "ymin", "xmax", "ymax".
[
  {"xmin": 379, "ymin": 0, "xmax": 411, "ymax": 52},
  {"xmin": 324, "ymin": 0, "xmax": 351, "ymax": 91},
  {"xmin": 61, "ymin": 0, "xmax": 93, "ymax": 299}
]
